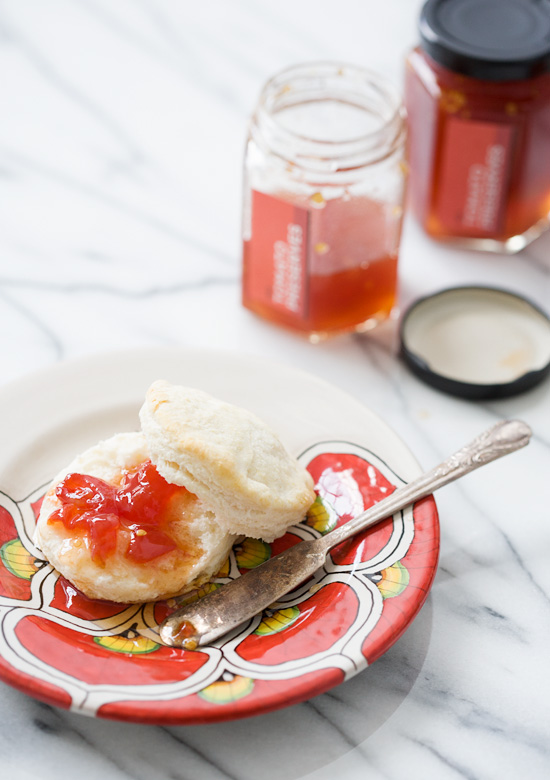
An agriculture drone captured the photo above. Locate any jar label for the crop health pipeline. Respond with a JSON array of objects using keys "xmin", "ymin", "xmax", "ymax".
[
  {"xmin": 434, "ymin": 117, "xmax": 515, "ymax": 236},
  {"xmin": 245, "ymin": 190, "xmax": 309, "ymax": 320}
]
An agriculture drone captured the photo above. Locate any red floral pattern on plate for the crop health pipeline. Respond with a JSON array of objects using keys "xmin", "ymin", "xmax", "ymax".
[
  {"xmin": 50, "ymin": 577, "xmax": 131, "ymax": 621},
  {"xmin": 0, "ymin": 444, "xmax": 439, "ymax": 724},
  {"xmin": 236, "ymin": 581, "xmax": 360, "ymax": 665},
  {"xmin": 0, "ymin": 505, "xmax": 41, "ymax": 601},
  {"xmin": 15, "ymin": 615, "xmax": 208, "ymax": 686}
]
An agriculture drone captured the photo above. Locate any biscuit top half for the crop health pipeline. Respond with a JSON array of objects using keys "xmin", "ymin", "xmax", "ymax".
[{"xmin": 139, "ymin": 380, "xmax": 315, "ymax": 542}]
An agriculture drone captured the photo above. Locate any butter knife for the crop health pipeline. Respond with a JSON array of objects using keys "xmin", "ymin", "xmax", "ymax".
[{"xmin": 159, "ymin": 419, "xmax": 531, "ymax": 649}]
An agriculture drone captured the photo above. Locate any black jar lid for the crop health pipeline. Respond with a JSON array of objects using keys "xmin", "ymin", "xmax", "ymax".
[
  {"xmin": 420, "ymin": 0, "xmax": 550, "ymax": 81},
  {"xmin": 400, "ymin": 287, "xmax": 550, "ymax": 400}
]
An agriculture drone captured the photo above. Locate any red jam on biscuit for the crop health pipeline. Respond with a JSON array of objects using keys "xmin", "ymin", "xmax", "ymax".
[{"xmin": 48, "ymin": 461, "xmax": 186, "ymax": 564}]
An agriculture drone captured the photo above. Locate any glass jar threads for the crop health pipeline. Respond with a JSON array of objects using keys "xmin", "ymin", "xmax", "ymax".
[
  {"xmin": 241, "ymin": 62, "xmax": 407, "ymax": 341},
  {"xmin": 405, "ymin": 0, "xmax": 550, "ymax": 253}
]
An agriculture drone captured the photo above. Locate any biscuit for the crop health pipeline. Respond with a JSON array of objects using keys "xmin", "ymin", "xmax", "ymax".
[
  {"xmin": 140, "ymin": 380, "xmax": 316, "ymax": 542},
  {"xmin": 34, "ymin": 432, "xmax": 237, "ymax": 603}
]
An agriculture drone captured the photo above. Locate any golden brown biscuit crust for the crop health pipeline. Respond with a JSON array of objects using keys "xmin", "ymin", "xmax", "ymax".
[{"xmin": 140, "ymin": 381, "xmax": 315, "ymax": 542}]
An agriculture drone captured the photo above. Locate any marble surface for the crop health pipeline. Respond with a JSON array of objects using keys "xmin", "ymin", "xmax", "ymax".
[{"xmin": 0, "ymin": 1, "xmax": 549, "ymax": 778}]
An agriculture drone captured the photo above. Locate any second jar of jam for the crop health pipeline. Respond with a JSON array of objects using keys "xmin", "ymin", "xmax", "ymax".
[
  {"xmin": 242, "ymin": 62, "xmax": 407, "ymax": 341},
  {"xmin": 405, "ymin": 0, "xmax": 550, "ymax": 253}
]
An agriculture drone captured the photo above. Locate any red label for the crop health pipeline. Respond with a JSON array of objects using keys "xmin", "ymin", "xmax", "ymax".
[
  {"xmin": 244, "ymin": 190, "xmax": 309, "ymax": 320},
  {"xmin": 434, "ymin": 118, "xmax": 515, "ymax": 236}
]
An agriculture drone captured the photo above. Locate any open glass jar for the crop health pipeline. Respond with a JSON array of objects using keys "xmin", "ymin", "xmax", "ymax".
[{"xmin": 241, "ymin": 62, "xmax": 407, "ymax": 342}]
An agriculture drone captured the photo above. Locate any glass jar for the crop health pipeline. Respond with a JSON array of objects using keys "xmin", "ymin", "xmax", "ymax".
[
  {"xmin": 241, "ymin": 62, "xmax": 407, "ymax": 342},
  {"xmin": 405, "ymin": 0, "xmax": 550, "ymax": 253}
]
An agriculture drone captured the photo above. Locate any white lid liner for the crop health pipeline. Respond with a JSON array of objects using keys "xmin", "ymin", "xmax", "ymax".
[{"xmin": 404, "ymin": 288, "xmax": 550, "ymax": 385}]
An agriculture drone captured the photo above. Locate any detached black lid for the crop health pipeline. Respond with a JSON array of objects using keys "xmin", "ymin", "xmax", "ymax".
[
  {"xmin": 400, "ymin": 287, "xmax": 550, "ymax": 400},
  {"xmin": 420, "ymin": 0, "xmax": 550, "ymax": 81}
]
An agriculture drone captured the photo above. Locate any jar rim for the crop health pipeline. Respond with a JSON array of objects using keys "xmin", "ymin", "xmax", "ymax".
[{"xmin": 252, "ymin": 61, "xmax": 406, "ymax": 171}]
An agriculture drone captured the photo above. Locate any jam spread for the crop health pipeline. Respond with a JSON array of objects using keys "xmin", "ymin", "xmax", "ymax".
[
  {"xmin": 171, "ymin": 619, "xmax": 199, "ymax": 650},
  {"xmin": 48, "ymin": 461, "xmax": 187, "ymax": 564}
]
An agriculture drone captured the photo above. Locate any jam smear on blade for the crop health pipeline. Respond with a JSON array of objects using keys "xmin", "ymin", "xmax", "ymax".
[
  {"xmin": 49, "ymin": 461, "xmax": 186, "ymax": 564},
  {"xmin": 172, "ymin": 619, "xmax": 199, "ymax": 650}
]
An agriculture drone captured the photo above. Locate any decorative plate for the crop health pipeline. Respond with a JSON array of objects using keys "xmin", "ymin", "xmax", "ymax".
[{"xmin": 0, "ymin": 348, "xmax": 439, "ymax": 724}]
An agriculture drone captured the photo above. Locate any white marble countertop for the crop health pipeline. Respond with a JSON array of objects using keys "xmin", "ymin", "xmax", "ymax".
[{"xmin": 0, "ymin": 1, "xmax": 549, "ymax": 779}]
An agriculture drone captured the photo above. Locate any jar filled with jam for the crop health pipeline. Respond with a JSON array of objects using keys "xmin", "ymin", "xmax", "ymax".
[
  {"xmin": 242, "ymin": 62, "xmax": 407, "ymax": 341},
  {"xmin": 405, "ymin": 0, "xmax": 550, "ymax": 253}
]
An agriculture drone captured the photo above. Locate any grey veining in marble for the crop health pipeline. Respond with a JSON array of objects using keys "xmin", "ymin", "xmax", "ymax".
[{"xmin": 0, "ymin": 1, "xmax": 549, "ymax": 779}]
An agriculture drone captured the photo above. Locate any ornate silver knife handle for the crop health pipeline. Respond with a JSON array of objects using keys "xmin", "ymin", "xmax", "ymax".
[
  {"xmin": 432, "ymin": 419, "xmax": 533, "ymax": 477},
  {"xmin": 329, "ymin": 420, "xmax": 532, "ymax": 546}
]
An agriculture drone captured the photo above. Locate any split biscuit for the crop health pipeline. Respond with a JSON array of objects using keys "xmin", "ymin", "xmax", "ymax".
[
  {"xmin": 140, "ymin": 380, "xmax": 316, "ymax": 542},
  {"xmin": 34, "ymin": 432, "xmax": 237, "ymax": 603}
]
